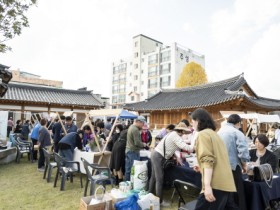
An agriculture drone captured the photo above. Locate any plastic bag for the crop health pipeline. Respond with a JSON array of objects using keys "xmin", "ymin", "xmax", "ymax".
[
  {"xmin": 133, "ymin": 160, "xmax": 148, "ymax": 190},
  {"xmin": 115, "ymin": 193, "xmax": 140, "ymax": 210}
]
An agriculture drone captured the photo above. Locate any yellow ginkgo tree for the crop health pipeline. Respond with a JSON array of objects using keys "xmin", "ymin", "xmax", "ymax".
[{"xmin": 176, "ymin": 62, "xmax": 208, "ymax": 88}]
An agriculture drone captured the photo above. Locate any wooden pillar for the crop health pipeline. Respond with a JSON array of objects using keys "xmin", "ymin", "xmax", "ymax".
[
  {"xmin": 163, "ymin": 112, "xmax": 169, "ymax": 128},
  {"xmin": 21, "ymin": 104, "xmax": 25, "ymax": 121}
]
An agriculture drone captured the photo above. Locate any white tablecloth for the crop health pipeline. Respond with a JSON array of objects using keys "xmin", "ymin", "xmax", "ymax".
[
  {"xmin": 140, "ymin": 150, "xmax": 151, "ymax": 158},
  {"xmin": 73, "ymin": 149, "xmax": 112, "ymax": 174}
]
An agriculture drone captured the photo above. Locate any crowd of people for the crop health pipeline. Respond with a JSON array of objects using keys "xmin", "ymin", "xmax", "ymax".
[{"xmin": 6, "ymin": 108, "xmax": 280, "ymax": 210}]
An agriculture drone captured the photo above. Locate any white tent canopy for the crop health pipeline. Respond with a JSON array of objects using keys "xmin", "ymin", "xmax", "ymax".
[
  {"xmin": 220, "ymin": 111, "xmax": 280, "ymax": 123},
  {"xmin": 88, "ymin": 109, "xmax": 138, "ymax": 117}
]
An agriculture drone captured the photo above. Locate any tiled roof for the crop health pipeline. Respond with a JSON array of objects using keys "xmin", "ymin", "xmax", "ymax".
[
  {"xmin": 124, "ymin": 74, "xmax": 280, "ymax": 111},
  {"xmin": 0, "ymin": 82, "xmax": 104, "ymax": 107}
]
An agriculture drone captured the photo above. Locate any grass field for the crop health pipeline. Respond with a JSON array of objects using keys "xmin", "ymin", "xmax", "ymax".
[{"xmin": 0, "ymin": 154, "xmax": 179, "ymax": 210}]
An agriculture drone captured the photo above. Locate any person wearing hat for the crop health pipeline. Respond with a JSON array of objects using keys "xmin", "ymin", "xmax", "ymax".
[
  {"xmin": 148, "ymin": 122, "xmax": 193, "ymax": 206},
  {"xmin": 124, "ymin": 116, "xmax": 147, "ymax": 181},
  {"xmin": 218, "ymin": 114, "xmax": 250, "ymax": 210}
]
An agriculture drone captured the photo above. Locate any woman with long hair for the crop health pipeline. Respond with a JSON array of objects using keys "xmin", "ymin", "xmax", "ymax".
[{"xmin": 191, "ymin": 108, "xmax": 238, "ymax": 210}]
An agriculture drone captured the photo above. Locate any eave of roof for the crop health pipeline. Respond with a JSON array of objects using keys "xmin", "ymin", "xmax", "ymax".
[
  {"xmin": 0, "ymin": 82, "xmax": 104, "ymax": 107},
  {"xmin": 124, "ymin": 74, "xmax": 280, "ymax": 111}
]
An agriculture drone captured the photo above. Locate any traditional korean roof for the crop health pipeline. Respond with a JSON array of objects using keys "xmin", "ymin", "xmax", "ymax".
[
  {"xmin": 124, "ymin": 74, "xmax": 280, "ymax": 111},
  {"xmin": 0, "ymin": 82, "xmax": 104, "ymax": 108}
]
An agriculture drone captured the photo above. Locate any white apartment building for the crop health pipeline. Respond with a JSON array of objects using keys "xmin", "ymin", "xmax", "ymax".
[{"xmin": 111, "ymin": 34, "xmax": 205, "ymax": 109}]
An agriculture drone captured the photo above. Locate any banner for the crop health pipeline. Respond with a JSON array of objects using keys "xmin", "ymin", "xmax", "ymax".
[{"xmin": 0, "ymin": 111, "xmax": 8, "ymax": 140}]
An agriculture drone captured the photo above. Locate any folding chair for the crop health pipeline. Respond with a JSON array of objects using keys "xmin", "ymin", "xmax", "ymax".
[
  {"xmin": 42, "ymin": 148, "xmax": 57, "ymax": 182},
  {"xmin": 53, "ymin": 152, "xmax": 83, "ymax": 191},
  {"xmin": 81, "ymin": 157, "xmax": 114, "ymax": 196},
  {"xmin": 14, "ymin": 137, "xmax": 33, "ymax": 163},
  {"xmin": 173, "ymin": 179, "xmax": 201, "ymax": 210}
]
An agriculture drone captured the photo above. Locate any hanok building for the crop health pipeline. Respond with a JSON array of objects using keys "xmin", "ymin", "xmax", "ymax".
[
  {"xmin": 124, "ymin": 74, "xmax": 280, "ymax": 131},
  {"xmin": 0, "ymin": 65, "xmax": 105, "ymax": 127}
]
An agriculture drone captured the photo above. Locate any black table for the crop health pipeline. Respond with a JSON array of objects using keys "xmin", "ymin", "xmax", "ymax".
[
  {"xmin": 244, "ymin": 174, "xmax": 280, "ymax": 210},
  {"xmin": 164, "ymin": 162, "xmax": 202, "ymax": 189}
]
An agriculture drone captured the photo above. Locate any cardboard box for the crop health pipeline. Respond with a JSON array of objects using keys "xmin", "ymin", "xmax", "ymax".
[
  {"xmin": 108, "ymin": 191, "xmax": 127, "ymax": 210},
  {"xmin": 80, "ymin": 194, "xmax": 112, "ymax": 210}
]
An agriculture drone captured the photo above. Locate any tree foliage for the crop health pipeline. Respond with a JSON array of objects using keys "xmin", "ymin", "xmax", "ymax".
[
  {"xmin": 0, "ymin": 0, "xmax": 36, "ymax": 53},
  {"xmin": 176, "ymin": 62, "xmax": 208, "ymax": 88}
]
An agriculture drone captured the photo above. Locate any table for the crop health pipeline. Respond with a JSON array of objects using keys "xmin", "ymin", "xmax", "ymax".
[
  {"xmin": 73, "ymin": 149, "xmax": 111, "ymax": 174},
  {"xmin": 244, "ymin": 174, "xmax": 280, "ymax": 210},
  {"xmin": 164, "ymin": 162, "xmax": 202, "ymax": 189}
]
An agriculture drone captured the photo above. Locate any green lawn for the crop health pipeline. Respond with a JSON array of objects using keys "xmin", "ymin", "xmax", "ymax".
[{"xmin": 0, "ymin": 155, "xmax": 179, "ymax": 210}]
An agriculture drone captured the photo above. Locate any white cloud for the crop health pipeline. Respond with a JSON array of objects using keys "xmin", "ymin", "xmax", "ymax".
[
  {"xmin": 182, "ymin": 22, "xmax": 194, "ymax": 33},
  {"xmin": 245, "ymin": 23, "xmax": 280, "ymax": 99},
  {"xmin": 211, "ymin": 0, "xmax": 280, "ymax": 46}
]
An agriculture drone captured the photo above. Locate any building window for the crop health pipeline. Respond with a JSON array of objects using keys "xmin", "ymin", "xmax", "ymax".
[
  {"xmin": 134, "ymin": 52, "xmax": 138, "ymax": 58},
  {"xmin": 141, "ymin": 81, "xmax": 144, "ymax": 85},
  {"xmin": 129, "ymin": 72, "xmax": 132, "ymax": 76},
  {"xmin": 131, "ymin": 96, "xmax": 135, "ymax": 101},
  {"xmin": 112, "ymin": 96, "xmax": 118, "ymax": 103},
  {"xmin": 135, "ymin": 41, "xmax": 138, "ymax": 47},
  {"xmin": 148, "ymin": 78, "xmax": 157, "ymax": 89},
  {"xmin": 148, "ymin": 66, "xmax": 158, "ymax": 77},
  {"xmin": 160, "ymin": 76, "xmax": 171, "ymax": 87},
  {"xmin": 119, "ymin": 94, "xmax": 126, "ymax": 103},
  {"xmin": 141, "ymin": 70, "xmax": 144, "ymax": 74},
  {"xmin": 134, "ymin": 86, "xmax": 137, "ymax": 91},
  {"xmin": 161, "ymin": 50, "xmax": 171, "ymax": 62},
  {"xmin": 134, "ymin": 63, "xmax": 138, "ymax": 69},
  {"xmin": 119, "ymin": 84, "xmax": 125, "ymax": 93},
  {"xmin": 160, "ymin": 63, "xmax": 171, "ymax": 75},
  {"xmin": 119, "ymin": 74, "xmax": 126, "ymax": 83},
  {"xmin": 134, "ymin": 75, "xmax": 138, "ymax": 80},
  {"xmin": 113, "ymin": 66, "xmax": 119, "ymax": 74},
  {"xmin": 141, "ymin": 92, "xmax": 144, "ymax": 96},
  {"xmin": 148, "ymin": 54, "xmax": 158, "ymax": 65},
  {"xmin": 112, "ymin": 85, "xmax": 118, "ymax": 94},
  {"xmin": 142, "ymin": 58, "xmax": 144, "ymax": 62}
]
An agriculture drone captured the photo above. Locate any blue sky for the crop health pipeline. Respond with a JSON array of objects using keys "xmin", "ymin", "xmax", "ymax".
[{"xmin": 1, "ymin": 0, "xmax": 280, "ymax": 99}]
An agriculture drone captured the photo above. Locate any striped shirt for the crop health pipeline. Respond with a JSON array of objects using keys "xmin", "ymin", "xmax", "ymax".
[{"xmin": 155, "ymin": 131, "xmax": 192, "ymax": 159}]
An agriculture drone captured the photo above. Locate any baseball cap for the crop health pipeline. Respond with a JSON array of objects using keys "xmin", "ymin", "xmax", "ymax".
[{"xmin": 136, "ymin": 116, "xmax": 146, "ymax": 123}]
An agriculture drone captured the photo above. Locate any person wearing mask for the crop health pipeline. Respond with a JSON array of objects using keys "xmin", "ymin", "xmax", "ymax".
[
  {"xmin": 149, "ymin": 122, "xmax": 193, "ymax": 206},
  {"xmin": 191, "ymin": 108, "xmax": 238, "ymax": 210},
  {"xmin": 37, "ymin": 118, "xmax": 51, "ymax": 172},
  {"xmin": 7, "ymin": 117, "xmax": 14, "ymax": 138},
  {"xmin": 30, "ymin": 121, "xmax": 41, "ymax": 160},
  {"xmin": 218, "ymin": 114, "xmax": 250, "ymax": 210},
  {"xmin": 21, "ymin": 120, "xmax": 30, "ymax": 140},
  {"xmin": 125, "ymin": 116, "xmax": 146, "ymax": 181},
  {"xmin": 249, "ymin": 134, "xmax": 278, "ymax": 173},
  {"xmin": 107, "ymin": 124, "xmax": 123, "ymax": 151},
  {"xmin": 52, "ymin": 116, "xmax": 66, "ymax": 153},
  {"xmin": 58, "ymin": 130, "xmax": 84, "ymax": 165}
]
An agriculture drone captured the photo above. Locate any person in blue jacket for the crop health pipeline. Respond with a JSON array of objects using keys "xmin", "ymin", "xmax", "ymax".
[{"xmin": 30, "ymin": 121, "xmax": 41, "ymax": 160}]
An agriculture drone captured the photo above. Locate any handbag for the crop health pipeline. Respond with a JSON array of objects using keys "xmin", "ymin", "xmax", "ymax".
[
  {"xmin": 161, "ymin": 135, "xmax": 176, "ymax": 170},
  {"xmin": 247, "ymin": 163, "xmax": 273, "ymax": 188}
]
